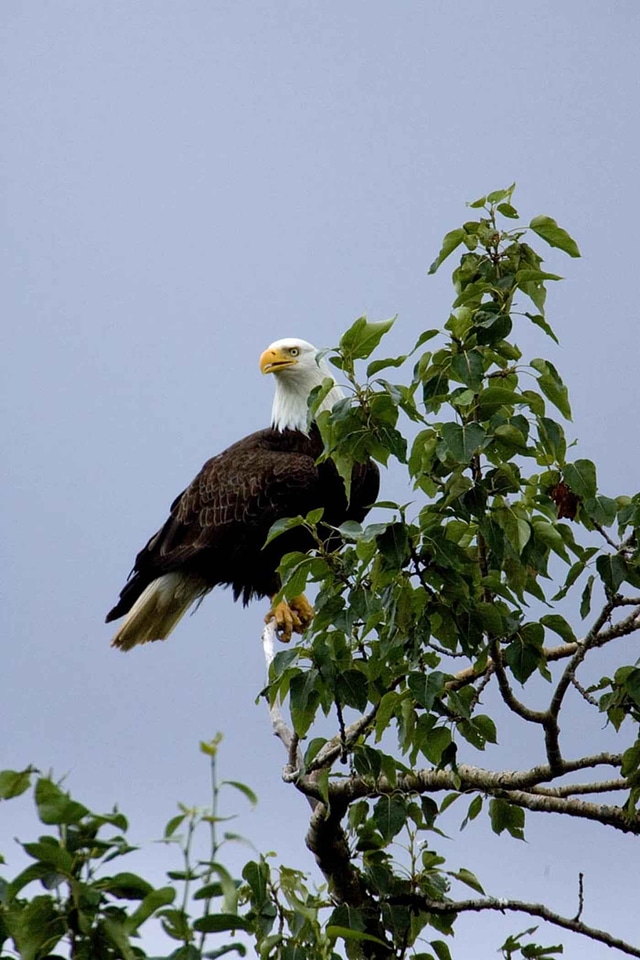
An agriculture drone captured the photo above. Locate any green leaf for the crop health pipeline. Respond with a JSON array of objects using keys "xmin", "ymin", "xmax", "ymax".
[
  {"xmin": 289, "ymin": 670, "xmax": 320, "ymax": 737},
  {"xmin": 493, "ymin": 423, "xmax": 528, "ymax": 451},
  {"xmin": 164, "ymin": 813, "xmax": 186, "ymax": 838},
  {"xmin": 533, "ymin": 521, "xmax": 569, "ymax": 561},
  {"xmin": 530, "ymin": 215, "xmax": 581, "ymax": 258},
  {"xmin": 537, "ymin": 376, "xmax": 571, "ymax": 420},
  {"xmin": 367, "ymin": 355, "xmax": 407, "ymax": 376},
  {"xmin": 0, "ymin": 768, "xmax": 34, "ymax": 800},
  {"xmin": 563, "ymin": 459, "xmax": 596, "ymax": 499},
  {"xmin": 428, "ymin": 228, "xmax": 466, "ymax": 274},
  {"xmin": 540, "ymin": 615, "xmax": 577, "ymax": 645},
  {"xmin": 264, "ymin": 515, "xmax": 307, "ymax": 547},
  {"xmin": 489, "ymin": 798, "xmax": 525, "ymax": 839},
  {"xmin": 22, "ymin": 840, "xmax": 74, "ymax": 874},
  {"xmin": 472, "ymin": 714, "xmax": 498, "ymax": 745},
  {"xmin": 419, "ymin": 726, "xmax": 452, "ymax": 766},
  {"xmin": 376, "ymin": 522, "xmax": 410, "ymax": 570},
  {"xmin": 5, "ymin": 894, "xmax": 67, "ymax": 960},
  {"xmin": 621, "ymin": 669, "xmax": 640, "ymax": 709},
  {"xmin": 516, "ymin": 269, "xmax": 563, "ymax": 284},
  {"xmin": 411, "ymin": 328, "xmax": 441, "ymax": 352},
  {"xmin": 222, "ymin": 781, "xmax": 258, "ymax": 807},
  {"xmin": 307, "ymin": 377, "xmax": 338, "ymax": 420},
  {"xmin": 584, "ymin": 495, "xmax": 617, "ymax": 527},
  {"xmin": 450, "ymin": 350, "xmax": 484, "ymax": 390},
  {"xmin": 440, "ymin": 422, "xmax": 486, "ymax": 462},
  {"xmin": 102, "ymin": 917, "xmax": 137, "ymax": 959},
  {"xmin": 353, "ymin": 744, "xmax": 382, "ymax": 780},
  {"xmin": 429, "ymin": 939, "xmax": 454, "ymax": 960},
  {"xmin": 372, "ymin": 796, "xmax": 407, "ymax": 841},
  {"xmin": 487, "ymin": 184, "xmax": 516, "ymax": 204},
  {"xmin": 460, "ymin": 794, "xmax": 483, "ymax": 831},
  {"xmin": 525, "ymin": 312, "xmax": 559, "ymax": 344},
  {"xmin": 34, "ymin": 778, "xmax": 89, "ymax": 825},
  {"xmin": 408, "ymin": 671, "xmax": 446, "ymax": 711},
  {"xmin": 476, "ymin": 386, "xmax": 520, "ymax": 417},
  {"xmin": 505, "ymin": 628, "xmax": 543, "ymax": 684},
  {"xmin": 336, "ymin": 670, "xmax": 369, "ymax": 712},
  {"xmin": 195, "ymin": 863, "xmax": 239, "ymax": 915},
  {"xmin": 98, "ymin": 872, "xmax": 154, "ymax": 899},
  {"xmin": 340, "ymin": 316, "xmax": 395, "ymax": 361},
  {"xmin": 127, "ymin": 886, "xmax": 176, "ymax": 932},
  {"xmin": 451, "ymin": 867, "xmax": 485, "ymax": 895},
  {"xmin": 580, "ymin": 574, "xmax": 595, "ymax": 618},
  {"xmin": 596, "ymin": 554, "xmax": 628, "ymax": 593},
  {"xmin": 476, "ymin": 601, "xmax": 506, "ymax": 636},
  {"xmin": 621, "ymin": 740, "xmax": 640, "ymax": 778},
  {"xmin": 497, "ymin": 202, "xmax": 519, "ymax": 219},
  {"xmin": 242, "ymin": 859, "xmax": 269, "ymax": 907}
]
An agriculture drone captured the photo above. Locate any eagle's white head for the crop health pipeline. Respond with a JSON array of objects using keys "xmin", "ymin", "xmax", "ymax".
[{"xmin": 260, "ymin": 337, "xmax": 345, "ymax": 432}]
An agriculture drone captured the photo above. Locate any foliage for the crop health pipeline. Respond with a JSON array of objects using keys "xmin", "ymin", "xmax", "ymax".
[
  {"xmin": 0, "ymin": 740, "xmax": 335, "ymax": 960},
  {"xmin": 4, "ymin": 187, "xmax": 640, "ymax": 958}
]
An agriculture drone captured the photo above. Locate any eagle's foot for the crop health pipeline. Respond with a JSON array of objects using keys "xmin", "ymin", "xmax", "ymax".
[{"xmin": 266, "ymin": 593, "xmax": 314, "ymax": 643}]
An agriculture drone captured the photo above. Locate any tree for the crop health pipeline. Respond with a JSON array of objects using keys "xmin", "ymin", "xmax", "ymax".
[{"xmin": 3, "ymin": 185, "xmax": 640, "ymax": 959}]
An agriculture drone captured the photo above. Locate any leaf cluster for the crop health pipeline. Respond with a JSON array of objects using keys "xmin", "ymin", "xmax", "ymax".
[{"xmin": 263, "ymin": 188, "xmax": 640, "ymax": 957}]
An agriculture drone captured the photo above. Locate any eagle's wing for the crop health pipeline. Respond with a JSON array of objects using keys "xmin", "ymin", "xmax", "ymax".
[
  {"xmin": 106, "ymin": 431, "xmax": 329, "ymax": 621},
  {"xmin": 147, "ymin": 439, "xmax": 326, "ymax": 564}
]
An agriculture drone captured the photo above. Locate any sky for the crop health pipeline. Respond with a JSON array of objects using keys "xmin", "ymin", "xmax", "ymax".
[{"xmin": 3, "ymin": 1, "xmax": 640, "ymax": 956}]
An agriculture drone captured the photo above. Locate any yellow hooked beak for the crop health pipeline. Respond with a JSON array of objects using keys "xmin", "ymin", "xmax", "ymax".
[{"xmin": 259, "ymin": 347, "xmax": 299, "ymax": 375}]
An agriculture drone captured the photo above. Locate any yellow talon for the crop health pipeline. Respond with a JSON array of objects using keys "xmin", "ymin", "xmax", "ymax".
[{"xmin": 266, "ymin": 593, "xmax": 315, "ymax": 642}]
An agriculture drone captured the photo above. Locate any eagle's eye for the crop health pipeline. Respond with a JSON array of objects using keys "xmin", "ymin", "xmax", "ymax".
[{"xmin": 289, "ymin": 347, "xmax": 299, "ymax": 357}]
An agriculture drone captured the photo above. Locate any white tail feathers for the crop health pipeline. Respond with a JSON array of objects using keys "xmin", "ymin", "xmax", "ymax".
[{"xmin": 110, "ymin": 572, "xmax": 209, "ymax": 651}]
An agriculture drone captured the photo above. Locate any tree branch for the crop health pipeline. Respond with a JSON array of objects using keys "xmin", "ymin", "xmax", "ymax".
[
  {"xmin": 305, "ymin": 800, "xmax": 393, "ymax": 956},
  {"xmin": 528, "ymin": 778, "xmax": 628, "ymax": 797},
  {"xmin": 488, "ymin": 638, "xmax": 547, "ymax": 725},
  {"xmin": 391, "ymin": 893, "xmax": 640, "ymax": 958},
  {"xmin": 446, "ymin": 641, "xmax": 577, "ymax": 693},
  {"xmin": 295, "ymin": 756, "xmax": 638, "ymax": 832},
  {"xmin": 262, "ymin": 621, "xmax": 303, "ymax": 772},
  {"xmin": 545, "ymin": 601, "xmax": 640, "ymax": 770}
]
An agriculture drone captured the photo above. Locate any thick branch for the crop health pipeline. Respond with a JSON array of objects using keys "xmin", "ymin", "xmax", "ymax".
[
  {"xmin": 305, "ymin": 800, "xmax": 367, "ymax": 904},
  {"xmin": 394, "ymin": 894, "xmax": 640, "ymax": 958},
  {"xmin": 491, "ymin": 787, "xmax": 638, "ymax": 833},
  {"xmin": 296, "ymin": 756, "xmax": 638, "ymax": 832},
  {"xmin": 297, "ymin": 753, "xmax": 623, "ymax": 797},
  {"xmin": 306, "ymin": 800, "xmax": 393, "ymax": 956}
]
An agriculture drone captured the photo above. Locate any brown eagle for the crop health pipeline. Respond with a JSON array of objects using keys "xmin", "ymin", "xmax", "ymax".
[{"xmin": 106, "ymin": 338, "xmax": 380, "ymax": 650}]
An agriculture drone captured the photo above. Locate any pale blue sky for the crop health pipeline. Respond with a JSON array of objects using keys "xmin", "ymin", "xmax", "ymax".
[{"xmin": 3, "ymin": 2, "xmax": 640, "ymax": 956}]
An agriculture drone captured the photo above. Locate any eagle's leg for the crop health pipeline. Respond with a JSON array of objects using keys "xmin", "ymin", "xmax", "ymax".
[{"xmin": 266, "ymin": 593, "xmax": 314, "ymax": 643}]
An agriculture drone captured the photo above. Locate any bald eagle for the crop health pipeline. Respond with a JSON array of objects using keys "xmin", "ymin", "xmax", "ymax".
[{"xmin": 106, "ymin": 338, "xmax": 380, "ymax": 650}]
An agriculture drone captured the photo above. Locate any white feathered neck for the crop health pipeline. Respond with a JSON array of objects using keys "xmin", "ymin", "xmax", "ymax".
[{"xmin": 268, "ymin": 339, "xmax": 344, "ymax": 433}]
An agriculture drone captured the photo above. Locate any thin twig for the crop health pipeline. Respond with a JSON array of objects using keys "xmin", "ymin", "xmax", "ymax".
[
  {"xmin": 574, "ymin": 872, "xmax": 585, "ymax": 922},
  {"xmin": 592, "ymin": 521, "xmax": 621, "ymax": 551},
  {"xmin": 571, "ymin": 674, "xmax": 599, "ymax": 708}
]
